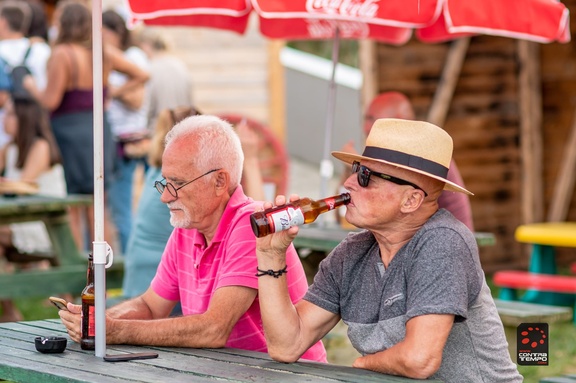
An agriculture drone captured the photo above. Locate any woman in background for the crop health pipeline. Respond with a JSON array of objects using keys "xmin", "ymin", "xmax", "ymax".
[
  {"xmin": 0, "ymin": 97, "xmax": 65, "ymax": 322},
  {"xmin": 24, "ymin": 1, "xmax": 149, "ymax": 252},
  {"xmin": 121, "ymin": 106, "xmax": 199, "ymax": 303}
]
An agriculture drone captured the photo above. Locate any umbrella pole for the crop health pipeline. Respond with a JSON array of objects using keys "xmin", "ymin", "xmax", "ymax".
[
  {"xmin": 92, "ymin": 0, "xmax": 107, "ymax": 358},
  {"xmin": 319, "ymin": 27, "xmax": 340, "ymax": 206}
]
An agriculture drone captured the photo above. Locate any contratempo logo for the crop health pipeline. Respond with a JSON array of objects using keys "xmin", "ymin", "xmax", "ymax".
[{"xmin": 517, "ymin": 323, "xmax": 549, "ymax": 366}]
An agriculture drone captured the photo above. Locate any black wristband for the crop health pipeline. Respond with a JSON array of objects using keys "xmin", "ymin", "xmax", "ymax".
[{"xmin": 256, "ymin": 265, "xmax": 288, "ymax": 278}]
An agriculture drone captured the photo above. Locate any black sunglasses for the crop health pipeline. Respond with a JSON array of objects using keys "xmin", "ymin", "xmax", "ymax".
[
  {"xmin": 351, "ymin": 161, "xmax": 428, "ymax": 197},
  {"xmin": 154, "ymin": 168, "xmax": 221, "ymax": 198}
]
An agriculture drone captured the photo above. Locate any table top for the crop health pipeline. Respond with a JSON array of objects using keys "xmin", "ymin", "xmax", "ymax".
[
  {"xmin": 294, "ymin": 224, "xmax": 495, "ymax": 253},
  {"xmin": 515, "ymin": 222, "xmax": 576, "ymax": 247},
  {"xmin": 0, "ymin": 320, "xmax": 440, "ymax": 383}
]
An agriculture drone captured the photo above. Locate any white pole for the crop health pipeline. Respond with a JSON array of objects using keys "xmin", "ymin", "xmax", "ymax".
[
  {"xmin": 91, "ymin": 0, "xmax": 108, "ymax": 358},
  {"xmin": 319, "ymin": 27, "xmax": 340, "ymax": 214}
]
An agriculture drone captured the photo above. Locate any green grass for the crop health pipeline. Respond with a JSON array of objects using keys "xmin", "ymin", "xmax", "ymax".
[
  {"xmin": 11, "ymin": 296, "xmax": 61, "ymax": 321},
  {"xmin": 488, "ymin": 278, "xmax": 576, "ymax": 383},
  {"xmin": 517, "ymin": 321, "xmax": 576, "ymax": 383}
]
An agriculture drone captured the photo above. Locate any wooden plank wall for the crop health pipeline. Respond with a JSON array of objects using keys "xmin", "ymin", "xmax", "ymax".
[
  {"xmin": 376, "ymin": 11, "xmax": 576, "ymax": 272},
  {"xmin": 159, "ymin": 21, "xmax": 271, "ymax": 125},
  {"xmin": 540, "ymin": 0, "xmax": 576, "ymax": 267}
]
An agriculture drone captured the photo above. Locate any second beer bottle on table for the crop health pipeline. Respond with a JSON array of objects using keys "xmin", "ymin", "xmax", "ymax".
[
  {"xmin": 250, "ymin": 193, "xmax": 351, "ymax": 238},
  {"xmin": 80, "ymin": 253, "xmax": 95, "ymax": 350}
]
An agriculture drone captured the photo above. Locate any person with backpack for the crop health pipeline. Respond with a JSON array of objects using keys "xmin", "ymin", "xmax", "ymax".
[
  {"xmin": 0, "ymin": 1, "xmax": 50, "ymax": 149},
  {"xmin": 0, "ymin": 1, "xmax": 50, "ymax": 94}
]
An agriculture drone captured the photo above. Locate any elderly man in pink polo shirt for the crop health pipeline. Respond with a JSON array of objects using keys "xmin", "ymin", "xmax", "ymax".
[{"xmin": 58, "ymin": 115, "xmax": 326, "ymax": 362}]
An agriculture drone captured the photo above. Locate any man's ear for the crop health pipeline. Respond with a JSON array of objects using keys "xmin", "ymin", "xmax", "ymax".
[
  {"xmin": 399, "ymin": 189, "xmax": 424, "ymax": 213},
  {"xmin": 214, "ymin": 170, "xmax": 228, "ymax": 194}
]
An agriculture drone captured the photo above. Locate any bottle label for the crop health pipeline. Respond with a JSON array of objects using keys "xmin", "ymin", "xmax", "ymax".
[
  {"xmin": 267, "ymin": 207, "xmax": 305, "ymax": 232},
  {"xmin": 88, "ymin": 305, "xmax": 95, "ymax": 337},
  {"xmin": 325, "ymin": 197, "xmax": 337, "ymax": 210}
]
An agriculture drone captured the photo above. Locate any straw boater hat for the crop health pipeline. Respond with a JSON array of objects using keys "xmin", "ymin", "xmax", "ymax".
[{"xmin": 332, "ymin": 118, "xmax": 473, "ymax": 195}]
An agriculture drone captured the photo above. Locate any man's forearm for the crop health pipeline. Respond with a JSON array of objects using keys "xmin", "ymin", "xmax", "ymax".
[
  {"xmin": 106, "ymin": 314, "xmax": 228, "ymax": 348},
  {"xmin": 256, "ymin": 259, "xmax": 309, "ymax": 362},
  {"xmin": 106, "ymin": 297, "xmax": 155, "ymax": 320}
]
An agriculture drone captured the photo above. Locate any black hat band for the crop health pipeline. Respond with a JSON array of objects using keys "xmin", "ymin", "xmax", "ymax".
[{"xmin": 362, "ymin": 146, "xmax": 449, "ymax": 178}]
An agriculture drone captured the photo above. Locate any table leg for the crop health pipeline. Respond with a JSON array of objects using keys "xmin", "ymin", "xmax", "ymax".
[
  {"xmin": 42, "ymin": 213, "xmax": 86, "ymax": 266},
  {"xmin": 527, "ymin": 244, "xmax": 556, "ymax": 274},
  {"xmin": 522, "ymin": 244, "xmax": 575, "ymax": 306}
]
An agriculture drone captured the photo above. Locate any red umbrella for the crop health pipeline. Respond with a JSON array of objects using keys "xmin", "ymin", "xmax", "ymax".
[
  {"xmin": 127, "ymin": 0, "xmax": 252, "ymax": 33},
  {"xmin": 128, "ymin": 0, "xmax": 570, "ymax": 44},
  {"xmin": 416, "ymin": 0, "xmax": 570, "ymax": 43},
  {"xmin": 126, "ymin": 0, "xmax": 570, "ymax": 196}
]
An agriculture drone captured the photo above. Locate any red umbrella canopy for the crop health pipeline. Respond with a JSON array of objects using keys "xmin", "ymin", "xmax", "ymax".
[
  {"xmin": 417, "ymin": 0, "xmax": 571, "ymax": 43},
  {"xmin": 127, "ymin": 0, "xmax": 570, "ymax": 44},
  {"xmin": 252, "ymin": 0, "xmax": 438, "ymax": 44},
  {"xmin": 127, "ymin": 0, "xmax": 252, "ymax": 34}
]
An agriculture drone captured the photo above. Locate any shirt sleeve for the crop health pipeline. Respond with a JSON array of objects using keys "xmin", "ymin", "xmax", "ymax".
[
  {"xmin": 304, "ymin": 247, "xmax": 345, "ymax": 315},
  {"xmin": 404, "ymin": 227, "xmax": 481, "ymax": 321}
]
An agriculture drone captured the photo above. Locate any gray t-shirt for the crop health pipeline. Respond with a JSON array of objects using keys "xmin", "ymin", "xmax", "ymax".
[{"xmin": 305, "ymin": 209, "xmax": 522, "ymax": 382}]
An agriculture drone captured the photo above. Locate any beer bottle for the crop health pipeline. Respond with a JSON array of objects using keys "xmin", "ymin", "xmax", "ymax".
[
  {"xmin": 250, "ymin": 193, "xmax": 351, "ymax": 237},
  {"xmin": 80, "ymin": 253, "xmax": 95, "ymax": 350}
]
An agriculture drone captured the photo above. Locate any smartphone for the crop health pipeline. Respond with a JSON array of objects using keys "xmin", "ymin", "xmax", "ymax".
[
  {"xmin": 104, "ymin": 352, "xmax": 159, "ymax": 362},
  {"xmin": 48, "ymin": 296, "xmax": 69, "ymax": 311}
]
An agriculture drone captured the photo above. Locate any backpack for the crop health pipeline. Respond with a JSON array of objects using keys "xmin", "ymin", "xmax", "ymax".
[
  {"xmin": 0, "ymin": 44, "xmax": 33, "ymax": 101},
  {"xmin": 0, "ymin": 56, "xmax": 11, "ymax": 91}
]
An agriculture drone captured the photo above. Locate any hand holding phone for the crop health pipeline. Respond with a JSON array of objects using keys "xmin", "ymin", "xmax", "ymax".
[{"xmin": 49, "ymin": 296, "xmax": 69, "ymax": 311}]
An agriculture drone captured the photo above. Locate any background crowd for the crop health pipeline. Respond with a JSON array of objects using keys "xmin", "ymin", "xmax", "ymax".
[{"xmin": 0, "ymin": 0, "xmax": 266, "ymax": 322}]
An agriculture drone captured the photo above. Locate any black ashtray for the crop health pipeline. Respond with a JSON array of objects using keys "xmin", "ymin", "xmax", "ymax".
[{"xmin": 35, "ymin": 336, "xmax": 67, "ymax": 354}]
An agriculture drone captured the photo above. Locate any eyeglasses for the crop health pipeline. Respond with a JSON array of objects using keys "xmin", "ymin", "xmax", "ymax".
[
  {"xmin": 351, "ymin": 161, "xmax": 428, "ymax": 197},
  {"xmin": 154, "ymin": 168, "xmax": 221, "ymax": 198}
]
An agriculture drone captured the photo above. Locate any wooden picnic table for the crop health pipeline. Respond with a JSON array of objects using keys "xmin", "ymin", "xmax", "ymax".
[
  {"xmin": 0, "ymin": 194, "xmax": 123, "ymax": 299},
  {"xmin": 493, "ymin": 222, "xmax": 576, "ymax": 308},
  {"xmin": 294, "ymin": 224, "xmax": 496, "ymax": 283},
  {"xmin": 294, "ymin": 223, "xmax": 496, "ymax": 254},
  {"xmin": 0, "ymin": 319, "xmax": 442, "ymax": 383}
]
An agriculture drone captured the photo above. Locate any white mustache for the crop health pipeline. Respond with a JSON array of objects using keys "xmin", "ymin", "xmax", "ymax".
[{"xmin": 167, "ymin": 202, "xmax": 182, "ymax": 210}]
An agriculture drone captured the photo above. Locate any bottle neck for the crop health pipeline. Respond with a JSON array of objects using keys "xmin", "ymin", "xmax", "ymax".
[
  {"xmin": 317, "ymin": 193, "xmax": 350, "ymax": 211},
  {"xmin": 86, "ymin": 258, "xmax": 94, "ymax": 285}
]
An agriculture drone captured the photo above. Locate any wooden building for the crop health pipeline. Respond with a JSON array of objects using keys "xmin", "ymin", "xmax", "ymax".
[{"xmin": 361, "ymin": 1, "xmax": 576, "ymax": 272}]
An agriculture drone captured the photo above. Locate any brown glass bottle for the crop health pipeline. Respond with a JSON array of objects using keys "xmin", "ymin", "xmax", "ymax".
[
  {"xmin": 80, "ymin": 253, "xmax": 95, "ymax": 350},
  {"xmin": 250, "ymin": 193, "xmax": 351, "ymax": 237}
]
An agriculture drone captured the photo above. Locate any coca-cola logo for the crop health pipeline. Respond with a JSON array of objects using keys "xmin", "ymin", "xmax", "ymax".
[
  {"xmin": 306, "ymin": 0, "xmax": 379, "ymax": 18},
  {"xmin": 306, "ymin": 19, "xmax": 370, "ymax": 39}
]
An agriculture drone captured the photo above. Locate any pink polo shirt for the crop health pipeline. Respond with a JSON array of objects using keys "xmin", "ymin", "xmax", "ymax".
[{"xmin": 151, "ymin": 186, "xmax": 327, "ymax": 362}]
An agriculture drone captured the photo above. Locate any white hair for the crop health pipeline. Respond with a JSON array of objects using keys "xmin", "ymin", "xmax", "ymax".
[{"xmin": 164, "ymin": 115, "xmax": 244, "ymax": 189}]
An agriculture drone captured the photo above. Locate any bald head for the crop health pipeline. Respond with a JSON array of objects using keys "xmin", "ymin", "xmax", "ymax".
[{"xmin": 364, "ymin": 92, "xmax": 415, "ymax": 136}]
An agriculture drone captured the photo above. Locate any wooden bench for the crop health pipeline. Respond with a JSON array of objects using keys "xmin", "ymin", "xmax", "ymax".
[
  {"xmin": 0, "ymin": 195, "xmax": 124, "ymax": 299},
  {"xmin": 493, "ymin": 270, "xmax": 576, "ymax": 323},
  {"xmin": 540, "ymin": 375, "xmax": 576, "ymax": 383},
  {"xmin": 494, "ymin": 299, "xmax": 573, "ymax": 327}
]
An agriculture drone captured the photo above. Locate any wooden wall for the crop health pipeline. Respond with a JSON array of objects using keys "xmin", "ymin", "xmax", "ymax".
[{"xmin": 374, "ymin": 4, "xmax": 576, "ymax": 272}]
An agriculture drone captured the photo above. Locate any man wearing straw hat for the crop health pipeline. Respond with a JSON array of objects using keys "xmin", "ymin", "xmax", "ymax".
[{"xmin": 255, "ymin": 119, "xmax": 521, "ymax": 382}]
